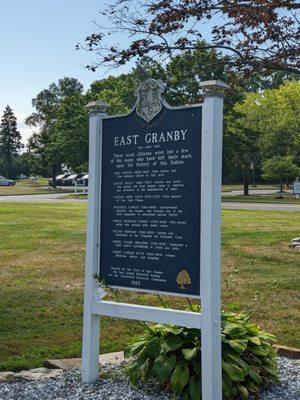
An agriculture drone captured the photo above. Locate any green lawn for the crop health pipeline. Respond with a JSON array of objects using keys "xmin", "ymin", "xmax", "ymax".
[
  {"xmin": 0, "ymin": 203, "xmax": 299, "ymax": 371},
  {"xmin": 0, "ymin": 178, "xmax": 72, "ymax": 196},
  {"xmin": 222, "ymin": 184, "xmax": 284, "ymax": 191},
  {"xmin": 222, "ymin": 195, "xmax": 300, "ymax": 204}
]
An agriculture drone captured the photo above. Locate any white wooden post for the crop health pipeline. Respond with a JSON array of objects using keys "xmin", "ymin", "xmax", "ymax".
[
  {"xmin": 200, "ymin": 80, "xmax": 229, "ymax": 400},
  {"xmin": 82, "ymin": 100, "xmax": 109, "ymax": 383}
]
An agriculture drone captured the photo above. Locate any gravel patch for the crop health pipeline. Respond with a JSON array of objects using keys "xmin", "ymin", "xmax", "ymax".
[
  {"xmin": 0, "ymin": 357, "xmax": 298, "ymax": 399},
  {"xmin": 259, "ymin": 357, "xmax": 299, "ymax": 400},
  {"xmin": 0, "ymin": 363, "xmax": 171, "ymax": 400}
]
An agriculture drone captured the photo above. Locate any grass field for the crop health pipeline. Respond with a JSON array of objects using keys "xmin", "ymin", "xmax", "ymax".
[
  {"xmin": 222, "ymin": 195, "xmax": 300, "ymax": 204},
  {"xmin": 222, "ymin": 184, "xmax": 283, "ymax": 191},
  {"xmin": 63, "ymin": 194, "xmax": 300, "ymax": 205},
  {"xmin": 221, "ymin": 183, "xmax": 291, "ymax": 191},
  {"xmin": 0, "ymin": 181, "xmax": 291, "ymax": 197},
  {"xmin": 0, "ymin": 203, "xmax": 299, "ymax": 372},
  {"xmin": 0, "ymin": 179, "xmax": 71, "ymax": 196}
]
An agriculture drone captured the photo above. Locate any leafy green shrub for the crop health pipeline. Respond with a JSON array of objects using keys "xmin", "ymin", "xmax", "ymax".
[{"xmin": 124, "ymin": 311, "xmax": 279, "ymax": 399}]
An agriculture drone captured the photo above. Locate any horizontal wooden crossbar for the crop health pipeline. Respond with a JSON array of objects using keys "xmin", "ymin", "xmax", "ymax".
[{"xmin": 92, "ymin": 300, "xmax": 202, "ymax": 329}]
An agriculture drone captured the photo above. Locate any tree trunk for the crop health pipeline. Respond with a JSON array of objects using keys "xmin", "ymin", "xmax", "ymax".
[
  {"xmin": 243, "ymin": 174, "xmax": 249, "ymax": 196},
  {"xmin": 52, "ymin": 165, "xmax": 57, "ymax": 189},
  {"xmin": 280, "ymin": 179, "xmax": 283, "ymax": 193}
]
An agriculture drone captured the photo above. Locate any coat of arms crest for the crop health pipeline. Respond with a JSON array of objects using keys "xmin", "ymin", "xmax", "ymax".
[{"xmin": 135, "ymin": 79, "xmax": 165, "ymax": 123}]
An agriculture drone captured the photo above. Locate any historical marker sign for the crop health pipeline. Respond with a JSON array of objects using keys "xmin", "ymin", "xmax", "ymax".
[
  {"xmin": 100, "ymin": 92, "xmax": 201, "ymax": 296},
  {"xmin": 82, "ymin": 79, "xmax": 229, "ymax": 400}
]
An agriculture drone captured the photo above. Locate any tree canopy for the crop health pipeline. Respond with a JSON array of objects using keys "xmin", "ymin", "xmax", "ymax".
[
  {"xmin": 26, "ymin": 77, "xmax": 84, "ymax": 185},
  {"xmin": 261, "ymin": 155, "xmax": 299, "ymax": 191},
  {"xmin": 0, "ymin": 106, "xmax": 22, "ymax": 178},
  {"xmin": 22, "ymin": 55, "xmax": 299, "ymax": 194},
  {"xmin": 225, "ymin": 80, "xmax": 300, "ymax": 193},
  {"xmin": 79, "ymin": 0, "xmax": 300, "ymax": 77},
  {"xmin": 234, "ymin": 80, "xmax": 300, "ymax": 161}
]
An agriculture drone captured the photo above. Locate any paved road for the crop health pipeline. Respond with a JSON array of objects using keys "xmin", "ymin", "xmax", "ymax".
[
  {"xmin": 227, "ymin": 189, "xmax": 292, "ymax": 196},
  {"xmin": 1, "ymin": 193, "xmax": 300, "ymax": 211}
]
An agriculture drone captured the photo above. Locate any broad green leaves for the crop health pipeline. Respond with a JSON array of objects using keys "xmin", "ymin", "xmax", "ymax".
[
  {"xmin": 154, "ymin": 354, "xmax": 176, "ymax": 383},
  {"xmin": 189, "ymin": 375, "xmax": 201, "ymax": 400},
  {"xmin": 161, "ymin": 335, "xmax": 183, "ymax": 353},
  {"xmin": 171, "ymin": 365, "xmax": 190, "ymax": 394},
  {"xmin": 125, "ymin": 312, "xmax": 279, "ymax": 399},
  {"xmin": 222, "ymin": 360, "xmax": 245, "ymax": 381},
  {"xmin": 182, "ymin": 347, "xmax": 198, "ymax": 361}
]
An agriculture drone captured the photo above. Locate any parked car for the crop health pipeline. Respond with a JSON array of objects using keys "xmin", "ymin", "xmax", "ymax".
[
  {"xmin": 76, "ymin": 174, "xmax": 89, "ymax": 186},
  {"xmin": 0, "ymin": 176, "xmax": 15, "ymax": 186},
  {"xmin": 48, "ymin": 173, "xmax": 71, "ymax": 187},
  {"xmin": 61, "ymin": 173, "xmax": 85, "ymax": 186}
]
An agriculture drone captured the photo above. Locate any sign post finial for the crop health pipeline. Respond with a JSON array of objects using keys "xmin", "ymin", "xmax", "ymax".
[
  {"xmin": 85, "ymin": 100, "xmax": 109, "ymax": 115},
  {"xmin": 200, "ymin": 80, "xmax": 230, "ymax": 98}
]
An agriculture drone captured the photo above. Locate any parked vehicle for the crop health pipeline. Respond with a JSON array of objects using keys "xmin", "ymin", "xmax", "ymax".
[
  {"xmin": 76, "ymin": 174, "xmax": 89, "ymax": 186},
  {"xmin": 0, "ymin": 176, "xmax": 15, "ymax": 186},
  {"xmin": 61, "ymin": 173, "xmax": 85, "ymax": 186},
  {"xmin": 48, "ymin": 173, "xmax": 70, "ymax": 187}
]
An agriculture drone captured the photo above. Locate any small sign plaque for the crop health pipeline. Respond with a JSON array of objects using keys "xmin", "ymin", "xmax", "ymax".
[
  {"xmin": 100, "ymin": 89, "xmax": 201, "ymax": 296},
  {"xmin": 293, "ymin": 181, "xmax": 300, "ymax": 195}
]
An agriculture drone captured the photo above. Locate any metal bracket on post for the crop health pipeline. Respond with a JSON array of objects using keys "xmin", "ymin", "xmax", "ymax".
[
  {"xmin": 200, "ymin": 80, "xmax": 229, "ymax": 400},
  {"xmin": 82, "ymin": 100, "xmax": 109, "ymax": 383}
]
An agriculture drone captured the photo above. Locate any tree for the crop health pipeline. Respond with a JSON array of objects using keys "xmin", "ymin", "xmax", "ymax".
[
  {"xmin": 261, "ymin": 156, "xmax": 299, "ymax": 192},
  {"xmin": 131, "ymin": 47, "xmax": 242, "ymax": 108},
  {"xmin": 26, "ymin": 77, "xmax": 84, "ymax": 187},
  {"xmin": 79, "ymin": 0, "xmax": 300, "ymax": 77},
  {"xmin": 53, "ymin": 74, "xmax": 138, "ymax": 173},
  {"xmin": 226, "ymin": 80, "xmax": 300, "ymax": 193},
  {"xmin": 19, "ymin": 151, "xmax": 46, "ymax": 178},
  {"xmin": 225, "ymin": 108, "xmax": 260, "ymax": 195},
  {"xmin": 89, "ymin": 74, "xmax": 136, "ymax": 114},
  {"xmin": 52, "ymin": 73, "xmax": 137, "ymax": 173},
  {"xmin": 132, "ymin": 57, "xmax": 166, "ymax": 84},
  {"xmin": 89, "ymin": 46, "xmax": 242, "ymax": 111},
  {"xmin": 54, "ymin": 93, "xmax": 89, "ymax": 172},
  {"xmin": 176, "ymin": 270, "xmax": 191, "ymax": 290},
  {"xmin": 254, "ymin": 81, "xmax": 300, "ymax": 163},
  {"xmin": 0, "ymin": 106, "xmax": 22, "ymax": 179}
]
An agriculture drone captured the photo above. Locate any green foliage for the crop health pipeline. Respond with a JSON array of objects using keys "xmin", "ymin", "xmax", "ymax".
[
  {"xmin": 54, "ymin": 93, "xmax": 89, "ymax": 172},
  {"xmin": 89, "ymin": 74, "xmax": 136, "ymax": 115},
  {"xmin": 232, "ymin": 80, "xmax": 300, "ymax": 162},
  {"xmin": 225, "ymin": 80, "xmax": 300, "ymax": 192},
  {"xmin": 25, "ymin": 77, "xmax": 84, "ymax": 181},
  {"xmin": 224, "ymin": 110, "xmax": 259, "ymax": 194},
  {"xmin": 261, "ymin": 156, "xmax": 299, "ymax": 188},
  {"xmin": 0, "ymin": 105, "xmax": 23, "ymax": 179},
  {"xmin": 124, "ymin": 312, "xmax": 279, "ymax": 399}
]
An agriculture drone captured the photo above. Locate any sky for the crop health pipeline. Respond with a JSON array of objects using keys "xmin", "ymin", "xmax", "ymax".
[{"xmin": 0, "ymin": 0, "xmax": 130, "ymax": 144}]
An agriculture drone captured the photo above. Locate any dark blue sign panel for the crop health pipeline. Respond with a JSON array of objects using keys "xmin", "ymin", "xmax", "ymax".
[{"xmin": 100, "ymin": 105, "xmax": 201, "ymax": 296}]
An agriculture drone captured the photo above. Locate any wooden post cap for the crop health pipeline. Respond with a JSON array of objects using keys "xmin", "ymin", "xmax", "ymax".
[
  {"xmin": 200, "ymin": 80, "xmax": 230, "ymax": 98},
  {"xmin": 85, "ymin": 100, "xmax": 109, "ymax": 115}
]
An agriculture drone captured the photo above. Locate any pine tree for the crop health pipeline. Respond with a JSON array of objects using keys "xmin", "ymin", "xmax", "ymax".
[{"xmin": 0, "ymin": 105, "xmax": 22, "ymax": 178}]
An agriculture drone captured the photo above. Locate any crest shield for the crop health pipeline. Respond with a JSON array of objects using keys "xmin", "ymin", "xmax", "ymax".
[{"xmin": 135, "ymin": 79, "xmax": 165, "ymax": 123}]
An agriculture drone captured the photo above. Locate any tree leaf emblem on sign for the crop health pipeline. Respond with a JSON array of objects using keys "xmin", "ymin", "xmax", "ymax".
[
  {"xmin": 134, "ymin": 78, "xmax": 165, "ymax": 123},
  {"xmin": 176, "ymin": 270, "xmax": 191, "ymax": 290}
]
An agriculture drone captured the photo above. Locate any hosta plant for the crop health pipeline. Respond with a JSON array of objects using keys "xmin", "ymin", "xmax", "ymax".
[{"xmin": 124, "ymin": 311, "xmax": 279, "ymax": 400}]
